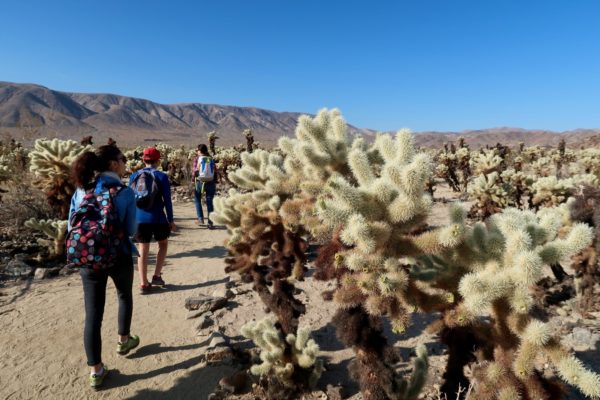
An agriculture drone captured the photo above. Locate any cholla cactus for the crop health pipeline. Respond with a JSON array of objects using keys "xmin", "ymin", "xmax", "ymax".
[
  {"xmin": 213, "ymin": 149, "xmax": 309, "ymax": 337},
  {"xmin": 214, "ymin": 147, "xmax": 242, "ymax": 185},
  {"xmin": 0, "ymin": 139, "xmax": 28, "ymax": 184},
  {"xmin": 24, "ymin": 218, "xmax": 68, "ymax": 257},
  {"xmin": 318, "ymin": 130, "xmax": 464, "ymax": 330},
  {"xmin": 243, "ymin": 128, "xmax": 255, "ymax": 153},
  {"xmin": 124, "ymin": 147, "xmax": 145, "ymax": 174},
  {"xmin": 569, "ymin": 186, "xmax": 600, "ymax": 313},
  {"xmin": 29, "ymin": 138, "xmax": 90, "ymax": 218},
  {"xmin": 500, "ymin": 168, "xmax": 534, "ymax": 209},
  {"xmin": 530, "ymin": 174, "xmax": 597, "ymax": 208},
  {"xmin": 241, "ymin": 318, "xmax": 323, "ymax": 394},
  {"xmin": 314, "ymin": 130, "xmax": 464, "ymax": 399},
  {"xmin": 469, "ymin": 149, "xmax": 502, "ymax": 175},
  {"xmin": 577, "ymin": 149, "xmax": 600, "ymax": 178},
  {"xmin": 207, "ymin": 131, "xmax": 218, "ymax": 155},
  {"xmin": 435, "ymin": 151, "xmax": 460, "ymax": 192},
  {"xmin": 278, "ymin": 108, "xmax": 352, "ymax": 196},
  {"xmin": 431, "ymin": 206, "xmax": 600, "ymax": 399},
  {"xmin": 531, "ymin": 156, "xmax": 554, "ymax": 177},
  {"xmin": 467, "ymin": 172, "xmax": 509, "ymax": 219},
  {"xmin": 164, "ymin": 145, "xmax": 191, "ymax": 185}
]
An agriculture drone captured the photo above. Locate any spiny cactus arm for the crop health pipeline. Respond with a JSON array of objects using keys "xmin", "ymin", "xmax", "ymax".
[
  {"xmin": 511, "ymin": 320, "xmax": 600, "ymax": 400},
  {"xmin": 538, "ymin": 223, "xmax": 594, "ymax": 264},
  {"xmin": 399, "ymin": 344, "xmax": 429, "ymax": 400},
  {"xmin": 24, "ymin": 218, "xmax": 68, "ymax": 256},
  {"xmin": 546, "ymin": 343, "xmax": 600, "ymax": 398},
  {"xmin": 24, "ymin": 218, "xmax": 67, "ymax": 239},
  {"xmin": 347, "ymin": 141, "xmax": 376, "ymax": 187},
  {"xmin": 396, "ymin": 205, "xmax": 466, "ymax": 256}
]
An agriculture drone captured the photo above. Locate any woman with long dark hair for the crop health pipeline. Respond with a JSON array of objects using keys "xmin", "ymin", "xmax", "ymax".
[{"xmin": 69, "ymin": 144, "xmax": 139, "ymax": 389}]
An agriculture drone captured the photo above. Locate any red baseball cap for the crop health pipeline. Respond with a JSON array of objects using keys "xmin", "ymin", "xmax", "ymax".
[{"xmin": 142, "ymin": 147, "xmax": 160, "ymax": 162}]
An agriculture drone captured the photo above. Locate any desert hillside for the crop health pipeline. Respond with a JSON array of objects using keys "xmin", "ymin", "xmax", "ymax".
[{"xmin": 2, "ymin": 81, "xmax": 599, "ymax": 148}]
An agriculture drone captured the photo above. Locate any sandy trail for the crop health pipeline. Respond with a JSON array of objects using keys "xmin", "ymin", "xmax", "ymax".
[{"xmin": 0, "ymin": 204, "xmax": 239, "ymax": 400}]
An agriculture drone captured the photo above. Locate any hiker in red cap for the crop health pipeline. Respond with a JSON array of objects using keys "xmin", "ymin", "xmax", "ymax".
[{"xmin": 129, "ymin": 147, "xmax": 176, "ymax": 293}]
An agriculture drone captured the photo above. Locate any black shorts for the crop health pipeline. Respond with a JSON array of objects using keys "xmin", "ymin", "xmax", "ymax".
[{"xmin": 135, "ymin": 223, "xmax": 171, "ymax": 243}]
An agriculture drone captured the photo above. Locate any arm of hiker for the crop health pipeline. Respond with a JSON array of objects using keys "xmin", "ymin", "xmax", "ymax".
[
  {"xmin": 160, "ymin": 173, "xmax": 175, "ymax": 228},
  {"xmin": 67, "ymin": 189, "xmax": 83, "ymax": 231},
  {"xmin": 191, "ymin": 156, "xmax": 198, "ymax": 181},
  {"xmin": 119, "ymin": 188, "xmax": 138, "ymax": 236}
]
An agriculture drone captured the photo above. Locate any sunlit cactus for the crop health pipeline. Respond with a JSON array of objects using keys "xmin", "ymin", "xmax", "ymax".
[
  {"xmin": 207, "ymin": 130, "xmax": 218, "ymax": 155},
  {"xmin": 431, "ymin": 205, "xmax": 600, "ymax": 399},
  {"xmin": 29, "ymin": 138, "xmax": 91, "ymax": 218},
  {"xmin": 469, "ymin": 149, "xmax": 502, "ymax": 175},
  {"xmin": 24, "ymin": 218, "xmax": 68, "ymax": 257},
  {"xmin": 467, "ymin": 171, "xmax": 510, "ymax": 219},
  {"xmin": 531, "ymin": 174, "xmax": 597, "ymax": 208},
  {"xmin": 241, "ymin": 318, "xmax": 324, "ymax": 394}
]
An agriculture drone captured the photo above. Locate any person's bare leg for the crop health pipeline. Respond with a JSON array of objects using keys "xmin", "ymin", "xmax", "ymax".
[
  {"xmin": 154, "ymin": 239, "xmax": 168, "ymax": 277},
  {"xmin": 137, "ymin": 242, "xmax": 150, "ymax": 286}
]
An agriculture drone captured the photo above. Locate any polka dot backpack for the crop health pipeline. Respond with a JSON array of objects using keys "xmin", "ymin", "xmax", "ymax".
[{"xmin": 66, "ymin": 184, "xmax": 125, "ymax": 270}]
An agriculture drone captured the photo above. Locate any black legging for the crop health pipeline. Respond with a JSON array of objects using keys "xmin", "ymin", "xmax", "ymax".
[{"xmin": 80, "ymin": 254, "xmax": 134, "ymax": 366}]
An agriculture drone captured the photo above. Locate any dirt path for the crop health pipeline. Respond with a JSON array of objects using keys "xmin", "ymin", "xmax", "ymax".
[{"xmin": 0, "ymin": 204, "xmax": 239, "ymax": 399}]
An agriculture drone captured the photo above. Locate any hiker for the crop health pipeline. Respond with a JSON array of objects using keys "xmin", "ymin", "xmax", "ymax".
[
  {"xmin": 192, "ymin": 143, "xmax": 217, "ymax": 228},
  {"xmin": 68, "ymin": 145, "xmax": 140, "ymax": 389},
  {"xmin": 129, "ymin": 147, "xmax": 176, "ymax": 293}
]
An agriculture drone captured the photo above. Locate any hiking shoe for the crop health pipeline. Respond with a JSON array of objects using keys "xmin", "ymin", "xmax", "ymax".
[
  {"xmin": 89, "ymin": 364, "xmax": 109, "ymax": 389},
  {"xmin": 207, "ymin": 219, "xmax": 214, "ymax": 229},
  {"xmin": 116, "ymin": 335, "xmax": 140, "ymax": 355},
  {"xmin": 140, "ymin": 283, "xmax": 152, "ymax": 294},
  {"xmin": 151, "ymin": 275, "xmax": 165, "ymax": 287}
]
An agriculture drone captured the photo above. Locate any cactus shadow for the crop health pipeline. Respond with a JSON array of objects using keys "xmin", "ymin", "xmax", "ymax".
[
  {"xmin": 312, "ymin": 322, "xmax": 345, "ymax": 351},
  {"xmin": 319, "ymin": 357, "xmax": 359, "ymax": 397},
  {"xmin": 575, "ymin": 340, "xmax": 600, "ymax": 373},
  {"xmin": 168, "ymin": 245, "xmax": 228, "ymax": 259}
]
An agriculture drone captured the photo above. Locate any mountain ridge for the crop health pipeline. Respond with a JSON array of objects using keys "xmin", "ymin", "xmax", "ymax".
[{"xmin": 1, "ymin": 81, "xmax": 599, "ymax": 148}]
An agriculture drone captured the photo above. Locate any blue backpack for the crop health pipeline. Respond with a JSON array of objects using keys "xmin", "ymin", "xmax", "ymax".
[
  {"xmin": 66, "ymin": 184, "xmax": 124, "ymax": 270},
  {"xmin": 131, "ymin": 170, "xmax": 160, "ymax": 209}
]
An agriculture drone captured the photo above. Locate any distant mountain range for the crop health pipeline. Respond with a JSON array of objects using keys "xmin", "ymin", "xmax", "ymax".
[{"xmin": 1, "ymin": 81, "xmax": 599, "ymax": 148}]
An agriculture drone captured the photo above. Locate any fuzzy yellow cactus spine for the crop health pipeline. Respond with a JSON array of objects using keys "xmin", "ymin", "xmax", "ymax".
[
  {"xmin": 241, "ymin": 318, "xmax": 323, "ymax": 389},
  {"xmin": 24, "ymin": 218, "xmax": 68, "ymax": 257}
]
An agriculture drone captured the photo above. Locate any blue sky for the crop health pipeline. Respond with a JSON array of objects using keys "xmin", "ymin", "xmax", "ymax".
[{"xmin": 1, "ymin": 0, "xmax": 599, "ymax": 132}]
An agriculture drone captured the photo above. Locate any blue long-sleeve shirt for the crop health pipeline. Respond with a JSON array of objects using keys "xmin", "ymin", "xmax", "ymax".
[
  {"xmin": 68, "ymin": 172, "xmax": 138, "ymax": 256},
  {"xmin": 128, "ymin": 167, "xmax": 174, "ymax": 224}
]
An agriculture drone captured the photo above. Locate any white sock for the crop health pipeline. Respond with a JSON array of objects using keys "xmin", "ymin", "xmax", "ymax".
[{"xmin": 91, "ymin": 366, "xmax": 104, "ymax": 376}]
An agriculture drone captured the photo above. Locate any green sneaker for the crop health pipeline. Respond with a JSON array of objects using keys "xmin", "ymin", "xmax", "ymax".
[
  {"xmin": 89, "ymin": 364, "xmax": 109, "ymax": 389},
  {"xmin": 116, "ymin": 335, "xmax": 140, "ymax": 355}
]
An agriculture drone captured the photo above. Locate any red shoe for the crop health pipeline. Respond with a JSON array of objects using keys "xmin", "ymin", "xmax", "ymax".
[{"xmin": 140, "ymin": 283, "xmax": 152, "ymax": 294}]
